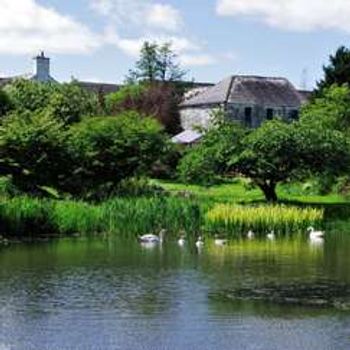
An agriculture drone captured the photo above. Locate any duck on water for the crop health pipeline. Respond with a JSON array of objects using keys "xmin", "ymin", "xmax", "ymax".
[{"xmin": 139, "ymin": 229, "xmax": 167, "ymax": 244}]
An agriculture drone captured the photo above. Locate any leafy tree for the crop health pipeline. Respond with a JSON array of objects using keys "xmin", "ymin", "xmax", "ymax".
[
  {"xmin": 178, "ymin": 114, "xmax": 350, "ymax": 201},
  {"xmin": 48, "ymin": 82, "xmax": 99, "ymax": 124},
  {"xmin": 127, "ymin": 41, "xmax": 186, "ymax": 83},
  {"xmin": 301, "ymin": 84, "xmax": 350, "ymax": 132},
  {"xmin": 0, "ymin": 89, "xmax": 12, "ymax": 117},
  {"xmin": 67, "ymin": 112, "xmax": 168, "ymax": 199},
  {"xmin": 231, "ymin": 120, "xmax": 350, "ymax": 201},
  {"xmin": 317, "ymin": 46, "xmax": 350, "ymax": 92},
  {"xmin": 105, "ymin": 83, "xmax": 182, "ymax": 134},
  {"xmin": 5, "ymin": 79, "xmax": 55, "ymax": 113},
  {"xmin": 0, "ymin": 111, "xmax": 71, "ymax": 194},
  {"xmin": 177, "ymin": 112, "xmax": 247, "ymax": 185},
  {"xmin": 5, "ymin": 79, "xmax": 98, "ymax": 124}
]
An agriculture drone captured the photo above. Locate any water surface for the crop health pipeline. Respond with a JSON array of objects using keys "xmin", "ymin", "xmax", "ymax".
[{"xmin": 1, "ymin": 234, "xmax": 350, "ymax": 350}]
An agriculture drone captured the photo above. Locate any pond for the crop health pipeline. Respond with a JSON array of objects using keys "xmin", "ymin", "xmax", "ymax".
[{"xmin": 1, "ymin": 233, "xmax": 350, "ymax": 350}]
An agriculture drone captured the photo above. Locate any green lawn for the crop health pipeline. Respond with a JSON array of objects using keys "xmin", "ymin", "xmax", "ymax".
[{"xmin": 154, "ymin": 179, "xmax": 349, "ymax": 205}]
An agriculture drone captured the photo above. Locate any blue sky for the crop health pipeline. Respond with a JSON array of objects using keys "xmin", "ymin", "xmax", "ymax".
[{"xmin": 1, "ymin": 0, "xmax": 350, "ymax": 89}]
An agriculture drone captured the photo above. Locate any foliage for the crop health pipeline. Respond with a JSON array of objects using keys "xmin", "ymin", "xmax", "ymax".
[
  {"xmin": 116, "ymin": 177, "xmax": 165, "ymax": 197},
  {"xmin": 317, "ymin": 46, "xmax": 350, "ymax": 93},
  {"xmin": 177, "ymin": 111, "xmax": 247, "ymax": 185},
  {"xmin": 301, "ymin": 85, "xmax": 350, "ymax": 132},
  {"xmin": 0, "ymin": 196, "xmax": 56, "ymax": 235},
  {"xmin": 127, "ymin": 41, "xmax": 186, "ymax": 83},
  {"xmin": 231, "ymin": 119, "xmax": 350, "ymax": 201},
  {"xmin": 47, "ymin": 81, "xmax": 99, "ymax": 124},
  {"xmin": 5, "ymin": 79, "xmax": 54, "ymax": 112},
  {"xmin": 0, "ymin": 196, "xmax": 202, "ymax": 237},
  {"xmin": 5, "ymin": 79, "xmax": 98, "ymax": 124},
  {"xmin": 206, "ymin": 204, "xmax": 324, "ymax": 235},
  {"xmin": 105, "ymin": 82, "xmax": 182, "ymax": 134},
  {"xmin": 0, "ymin": 111, "xmax": 72, "ymax": 194},
  {"xmin": 178, "ymin": 111, "xmax": 350, "ymax": 202},
  {"xmin": 0, "ymin": 89, "xmax": 13, "ymax": 117},
  {"xmin": 66, "ymin": 112, "xmax": 168, "ymax": 199}
]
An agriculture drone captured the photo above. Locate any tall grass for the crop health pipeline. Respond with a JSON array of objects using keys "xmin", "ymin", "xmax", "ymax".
[
  {"xmin": 0, "ymin": 196, "xmax": 202, "ymax": 237},
  {"xmin": 205, "ymin": 204, "xmax": 324, "ymax": 236}
]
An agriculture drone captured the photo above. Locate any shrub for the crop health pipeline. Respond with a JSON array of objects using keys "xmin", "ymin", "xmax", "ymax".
[
  {"xmin": 5, "ymin": 79, "xmax": 98, "ymax": 124},
  {"xmin": 0, "ymin": 89, "xmax": 13, "ymax": 117},
  {"xmin": 0, "ymin": 111, "xmax": 72, "ymax": 194},
  {"xmin": 66, "ymin": 112, "xmax": 169, "ymax": 199}
]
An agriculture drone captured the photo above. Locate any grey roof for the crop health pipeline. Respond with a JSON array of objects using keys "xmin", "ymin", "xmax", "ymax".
[
  {"xmin": 172, "ymin": 130, "xmax": 203, "ymax": 144},
  {"xmin": 76, "ymin": 81, "xmax": 122, "ymax": 95},
  {"xmin": 181, "ymin": 75, "xmax": 306, "ymax": 108},
  {"xmin": 297, "ymin": 90, "xmax": 313, "ymax": 103}
]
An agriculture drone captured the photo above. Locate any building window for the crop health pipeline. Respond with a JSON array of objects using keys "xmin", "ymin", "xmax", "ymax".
[
  {"xmin": 244, "ymin": 107, "xmax": 252, "ymax": 126},
  {"xmin": 289, "ymin": 110, "xmax": 299, "ymax": 121},
  {"xmin": 266, "ymin": 108, "xmax": 274, "ymax": 120}
]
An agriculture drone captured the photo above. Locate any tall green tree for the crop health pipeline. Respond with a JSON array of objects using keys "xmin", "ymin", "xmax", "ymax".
[
  {"xmin": 127, "ymin": 41, "xmax": 186, "ymax": 83},
  {"xmin": 317, "ymin": 46, "xmax": 350, "ymax": 93}
]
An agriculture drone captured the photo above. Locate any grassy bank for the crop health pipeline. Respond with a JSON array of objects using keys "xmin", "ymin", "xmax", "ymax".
[
  {"xmin": 0, "ymin": 196, "xmax": 202, "ymax": 237},
  {"xmin": 155, "ymin": 179, "xmax": 348, "ymax": 205},
  {"xmin": 0, "ymin": 179, "xmax": 346, "ymax": 238}
]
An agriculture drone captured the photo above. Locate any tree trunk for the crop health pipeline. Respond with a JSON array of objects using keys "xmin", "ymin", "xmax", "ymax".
[{"xmin": 258, "ymin": 181, "xmax": 278, "ymax": 202}]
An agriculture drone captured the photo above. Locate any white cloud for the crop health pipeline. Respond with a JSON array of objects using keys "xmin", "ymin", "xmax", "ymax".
[
  {"xmin": 180, "ymin": 54, "xmax": 217, "ymax": 66},
  {"xmin": 0, "ymin": 0, "xmax": 101, "ymax": 54},
  {"xmin": 146, "ymin": 4, "xmax": 183, "ymax": 31},
  {"xmin": 91, "ymin": 0, "xmax": 224, "ymax": 67},
  {"xmin": 91, "ymin": 0, "xmax": 183, "ymax": 32},
  {"xmin": 216, "ymin": 0, "xmax": 350, "ymax": 32}
]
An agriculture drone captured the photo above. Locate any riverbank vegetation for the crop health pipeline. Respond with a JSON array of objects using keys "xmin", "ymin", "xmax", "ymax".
[
  {"xmin": 1, "ymin": 44, "xmax": 350, "ymax": 238},
  {"xmin": 206, "ymin": 204, "xmax": 324, "ymax": 236},
  {"xmin": 0, "ymin": 195, "xmax": 201, "ymax": 237}
]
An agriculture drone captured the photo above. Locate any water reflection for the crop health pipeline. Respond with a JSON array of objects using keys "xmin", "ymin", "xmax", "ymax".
[{"xmin": 0, "ymin": 234, "xmax": 349, "ymax": 350}]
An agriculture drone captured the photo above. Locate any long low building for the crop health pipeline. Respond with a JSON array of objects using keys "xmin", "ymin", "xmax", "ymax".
[
  {"xmin": 0, "ymin": 52, "xmax": 122, "ymax": 95},
  {"xmin": 180, "ymin": 75, "xmax": 311, "ymax": 131}
]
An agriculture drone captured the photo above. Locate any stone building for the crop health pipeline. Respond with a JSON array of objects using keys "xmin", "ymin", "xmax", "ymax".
[{"xmin": 180, "ymin": 75, "xmax": 310, "ymax": 131}]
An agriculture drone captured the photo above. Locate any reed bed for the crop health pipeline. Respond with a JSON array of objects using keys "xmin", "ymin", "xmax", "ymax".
[
  {"xmin": 205, "ymin": 204, "xmax": 324, "ymax": 236},
  {"xmin": 0, "ymin": 196, "xmax": 202, "ymax": 237}
]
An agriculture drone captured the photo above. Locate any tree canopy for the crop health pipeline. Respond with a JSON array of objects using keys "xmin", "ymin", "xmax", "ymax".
[
  {"xmin": 178, "ymin": 115, "xmax": 350, "ymax": 201},
  {"xmin": 317, "ymin": 46, "xmax": 350, "ymax": 93},
  {"xmin": 301, "ymin": 84, "xmax": 350, "ymax": 133},
  {"xmin": 4, "ymin": 79, "xmax": 98, "ymax": 124},
  {"xmin": 127, "ymin": 42, "xmax": 186, "ymax": 83}
]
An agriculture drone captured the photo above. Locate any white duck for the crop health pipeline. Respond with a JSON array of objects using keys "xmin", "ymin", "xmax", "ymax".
[
  {"xmin": 178, "ymin": 235, "xmax": 186, "ymax": 247},
  {"xmin": 196, "ymin": 236, "xmax": 204, "ymax": 248},
  {"xmin": 307, "ymin": 227, "xmax": 325, "ymax": 240},
  {"xmin": 247, "ymin": 230, "xmax": 255, "ymax": 240},
  {"xmin": 214, "ymin": 235, "xmax": 228, "ymax": 246},
  {"xmin": 267, "ymin": 231, "xmax": 276, "ymax": 241},
  {"xmin": 139, "ymin": 229, "xmax": 166, "ymax": 244}
]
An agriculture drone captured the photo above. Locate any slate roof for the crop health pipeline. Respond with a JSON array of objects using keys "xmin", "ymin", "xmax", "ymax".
[
  {"xmin": 172, "ymin": 130, "xmax": 203, "ymax": 144},
  {"xmin": 181, "ymin": 75, "xmax": 309, "ymax": 108},
  {"xmin": 77, "ymin": 81, "xmax": 122, "ymax": 95}
]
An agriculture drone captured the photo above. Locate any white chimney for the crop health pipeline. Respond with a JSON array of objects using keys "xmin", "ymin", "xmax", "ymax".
[{"xmin": 32, "ymin": 51, "xmax": 54, "ymax": 82}]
